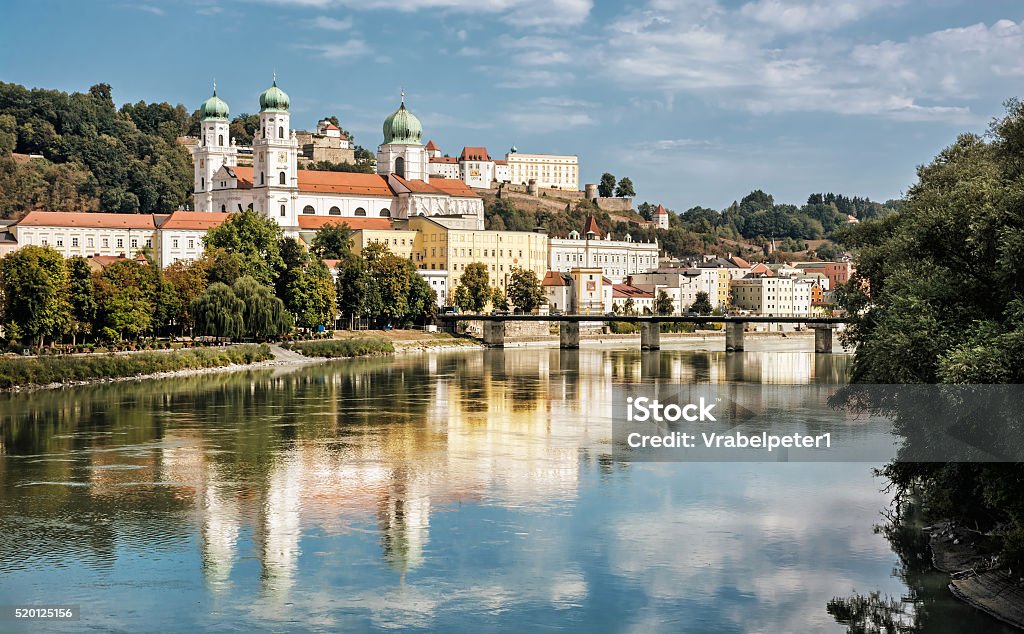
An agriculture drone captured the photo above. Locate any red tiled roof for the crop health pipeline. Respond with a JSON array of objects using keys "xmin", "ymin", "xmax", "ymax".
[
  {"xmin": 297, "ymin": 171, "xmax": 393, "ymax": 197},
  {"xmin": 297, "ymin": 216, "xmax": 392, "ymax": 230},
  {"xmin": 542, "ymin": 271, "xmax": 569, "ymax": 287},
  {"xmin": 159, "ymin": 211, "xmax": 230, "ymax": 230},
  {"xmin": 15, "ymin": 211, "xmax": 156, "ymax": 229},
  {"xmin": 324, "ymin": 123, "xmax": 339, "ymax": 130},
  {"xmin": 393, "ymin": 175, "xmax": 446, "ymax": 195},
  {"xmin": 428, "ymin": 178, "xmax": 480, "ymax": 198},
  {"xmin": 225, "ymin": 166, "xmax": 254, "ymax": 189},
  {"xmin": 459, "ymin": 146, "xmax": 490, "ymax": 161},
  {"xmin": 655, "ymin": 204, "xmax": 668, "ymax": 215},
  {"xmin": 584, "ymin": 216, "xmax": 600, "ymax": 236},
  {"xmin": 322, "ymin": 258, "xmax": 340, "ymax": 269},
  {"xmin": 430, "ymin": 156, "xmax": 458, "ymax": 164},
  {"xmin": 612, "ymin": 283, "xmax": 654, "ymax": 299},
  {"xmin": 749, "ymin": 263, "xmax": 773, "ymax": 275},
  {"xmin": 730, "ymin": 256, "xmax": 751, "ymax": 268},
  {"xmin": 425, "ymin": 140, "xmax": 440, "ymax": 151},
  {"xmin": 493, "ymin": 160, "xmax": 507, "ymax": 165}
]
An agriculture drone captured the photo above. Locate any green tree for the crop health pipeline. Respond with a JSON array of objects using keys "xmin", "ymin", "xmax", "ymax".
[
  {"xmin": 310, "ymin": 222, "xmax": 353, "ymax": 259},
  {"xmin": 656, "ymin": 290, "xmax": 674, "ymax": 316},
  {"xmin": 690, "ymin": 291, "xmax": 713, "ymax": 315},
  {"xmin": 615, "ymin": 176, "xmax": 636, "ymax": 198},
  {"xmin": 66, "ymin": 256, "xmax": 97, "ymax": 344},
  {"xmin": 491, "ymin": 287, "xmax": 509, "ymax": 311},
  {"xmin": 232, "ymin": 276, "xmax": 292, "ymax": 339},
  {"xmin": 406, "ymin": 271, "xmax": 437, "ymax": 324},
  {"xmin": 94, "ymin": 259, "xmax": 155, "ymax": 341},
  {"xmin": 203, "ymin": 247, "xmax": 244, "ymax": 286},
  {"xmin": 334, "ymin": 254, "xmax": 368, "ymax": 326},
  {"xmin": 598, "ymin": 172, "xmax": 616, "ymax": 198},
  {"xmin": 163, "ymin": 259, "xmax": 208, "ymax": 334},
  {"xmin": 455, "ymin": 262, "xmax": 492, "ymax": 313},
  {"xmin": 0, "ymin": 114, "xmax": 16, "ymax": 155},
  {"xmin": 191, "ymin": 282, "xmax": 244, "ymax": 340},
  {"xmin": 623, "ymin": 297, "xmax": 637, "ymax": 316},
  {"xmin": 289, "ymin": 260, "xmax": 337, "ymax": 330},
  {"xmin": 506, "ymin": 267, "xmax": 543, "ymax": 313},
  {"xmin": 203, "ymin": 208, "xmax": 284, "ymax": 286},
  {"xmin": 0, "ymin": 246, "xmax": 71, "ymax": 348},
  {"xmin": 364, "ymin": 247, "xmax": 412, "ymax": 326}
]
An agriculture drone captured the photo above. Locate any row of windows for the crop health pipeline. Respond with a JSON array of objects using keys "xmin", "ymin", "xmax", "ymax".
[
  {"xmin": 37, "ymin": 236, "xmax": 150, "ymax": 250},
  {"xmin": 170, "ymin": 239, "xmax": 196, "ymax": 250},
  {"xmin": 300, "ymin": 205, "xmax": 391, "ymax": 217}
]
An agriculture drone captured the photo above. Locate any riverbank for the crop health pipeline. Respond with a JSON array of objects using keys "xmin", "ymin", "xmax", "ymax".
[{"xmin": 929, "ymin": 521, "xmax": 1024, "ymax": 629}]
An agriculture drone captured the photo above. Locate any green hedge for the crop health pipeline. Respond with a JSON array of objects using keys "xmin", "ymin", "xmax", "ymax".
[
  {"xmin": 281, "ymin": 338, "xmax": 394, "ymax": 358},
  {"xmin": 0, "ymin": 344, "xmax": 273, "ymax": 389}
]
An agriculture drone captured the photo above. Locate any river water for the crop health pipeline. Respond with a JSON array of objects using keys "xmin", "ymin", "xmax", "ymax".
[{"xmin": 0, "ymin": 344, "xmax": 1013, "ymax": 632}]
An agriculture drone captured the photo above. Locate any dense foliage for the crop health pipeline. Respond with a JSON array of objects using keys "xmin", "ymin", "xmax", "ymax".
[
  {"xmin": 281, "ymin": 337, "xmax": 393, "ymax": 358},
  {"xmin": 0, "ymin": 82, "xmax": 193, "ymax": 215},
  {"xmin": 837, "ymin": 98, "xmax": 1024, "ymax": 571}
]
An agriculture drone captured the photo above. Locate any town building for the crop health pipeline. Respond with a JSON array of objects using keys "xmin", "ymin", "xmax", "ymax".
[
  {"xmin": 548, "ymin": 216, "xmax": 659, "ymax": 283},
  {"xmin": 11, "ymin": 211, "xmax": 157, "ymax": 259},
  {"xmin": 506, "ymin": 148, "xmax": 578, "ymax": 190},
  {"xmin": 542, "ymin": 271, "xmax": 573, "ymax": 312},
  {"xmin": 730, "ymin": 274, "xmax": 812, "ymax": 317},
  {"xmin": 295, "ymin": 119, "xmax": 355, "ymax": 166},
  {"xmin": 157, "ymin": 211, "xmax": 229, "ymax": 268},
  {"xmin": 655, "ymin": 204, "xmax": 669, "ymax": 229},
  {"xmin": 407, "ymin": 216, "xmax": 548, "ymax": 302},
  {"xmin": 793, "ymin": 261, "xmax": 853, "ymax": 290},
  {"xmin": 610, "ymin": 283, "xmax": 655, "ymax": 315},
  {"xmin": 191, "ymin": 83, "xmax": 485, "ymax": 232}
]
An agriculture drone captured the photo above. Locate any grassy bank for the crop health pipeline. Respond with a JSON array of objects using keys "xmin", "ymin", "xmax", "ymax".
[
  {"xmin": 281, "ymin": 337, "xmax": 394, "ymax": 358},
  {"xmin": 0, "ymin": 344, "xmax": 273, "ymax": 389}
]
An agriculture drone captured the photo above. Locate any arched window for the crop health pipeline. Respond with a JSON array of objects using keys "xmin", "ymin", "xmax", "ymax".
[
  {"xmin": 220, "ymin": 204, "xmax": 226, "ymax": 212},
  {"xmin": 279, "ymin": 172, "xmax": 286, "ymax": 185},
  {"xmin": 278, "ymin": 126, "xmax": 284, "ymax": 139},
  {"xmin": 260, "ymin": 172, "xmax": 265, "ymax": 185},
  {"xmin": 303, "ymin": 205, "xmax": 315, "ymax": 215},
  {"xmin": 380, "ymin": 208, "xmax": 391, "ymax": 217},
  {"xmin": 329, "ymin": 206, "xmax": 341, "ymax": 216},
  {"xmin": 201, "ymin": 177, "xmax": 205, "ymax": 190},
  {"xmin": 280, "ymin": 204, "xmax": 286, "ymax": 217},
  {"xmin": 218, "ymin": 134, "xmax": 224, "ymax": 146},
  {"xmin": 395, "ymin": 156, "xmax": 405, "ymax": 178},
  {"xmin": 354, "ymin": 207, "xmax": 366, "ymax": 216}
]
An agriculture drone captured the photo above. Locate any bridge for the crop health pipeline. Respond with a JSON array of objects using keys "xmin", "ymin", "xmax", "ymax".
[{"xmin": 436, "ymin": 314, "xmax": 850, "ymax": 353}]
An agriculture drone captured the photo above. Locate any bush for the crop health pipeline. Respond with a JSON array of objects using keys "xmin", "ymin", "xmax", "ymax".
[
  {"xmin": 0, "ymin": 344, "xmax": 273, "ymax": 389},
  {"xmin": 283, "ymin": 337, "xmax": 393, "ymax": 359}
]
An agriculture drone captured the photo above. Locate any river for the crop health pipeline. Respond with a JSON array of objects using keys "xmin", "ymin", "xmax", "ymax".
[{"xmin": 0, "ymin": 344, "xmax": 1014, "ymax": 632}]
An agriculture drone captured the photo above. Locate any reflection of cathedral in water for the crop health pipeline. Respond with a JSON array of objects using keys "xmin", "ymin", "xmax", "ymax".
[{"xmin": 126, "ymin": 348, "xmax": 849, "ymax": 592}]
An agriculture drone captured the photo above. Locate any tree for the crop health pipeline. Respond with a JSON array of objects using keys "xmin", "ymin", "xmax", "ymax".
[
  {"xmin": 232, "ymin": 276, "xmax": 292, "ymax": 339},
  {"xmin": 0, "ymin": 114, "xmax": 16, "ymax": 155},
  {"xmin": 656, "ymin": 290, "xmax": 674, "ymax": 316},
  {"xmin": 406, "ymin": 271, "xmax": 437, "ymax": 324},
  {"xmin": 598, "ymin": 172, "xmax": 616, "ymax": 198},
  {"xmin": 203, "ymin": 208, "xmax": 284, "ymax": 286},
  {"xmin": 454, "ymin": 262, "xmax": 491, "ymax": 312},
  {"xmin": 690, "ymin": 291, "xmax": 713, "ymax": 315},
  {"xmin": 0, "ymin": 246, "xmax": 71, "ymax": 348},
  {"xmin": 334, "ymin": 254, "xmax": 368, "ymax": 325},
  {"xmin": 289, "ymin": 260, "xmax": 336, "ymax": 330},
  {"xmin": 94, "ymin": 259, "xmax": 156, "ymax": 341},
  {"xmin": 491, "ymin": 287, "xmax": 509, "ymax": 311},
  {"xmin": 203, "ymin": 247, "xmax": 244, "ymax": 286},
  {"xmin": 66, "ymin": 256, "xmax": 97, "ymax": 345},
  {"xmin": 615, "ymin": 176, "xmax": 636, "ymax": 198},
  {"xmin": 364, "ymin": 248, "xmax": 412, "ymax": 326},
  {"xmin": 191, "ymin": 282, "xmax": 244, "ymax": 340},
  {"xmin": 623, "ymin": 297, "xmax": 637, "ymax": 316},
  {"xmin": 506, "ymin": 267, "xmax": 543, "ymax": 313},
  {"xmin": 310, "ymin": 222, "xmax": 353, "ymax": 259},
  {"xmin": 163, "ymin": 259, "xmax": 208, "ymax": 334}
]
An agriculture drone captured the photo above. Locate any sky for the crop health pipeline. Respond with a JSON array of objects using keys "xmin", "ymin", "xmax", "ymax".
[{"xmin": 2, "ymin": 0, "xmax": 1023, "ymax": 212}]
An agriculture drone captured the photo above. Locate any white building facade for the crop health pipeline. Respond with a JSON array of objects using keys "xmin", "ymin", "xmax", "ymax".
[{"xmin": 548, "ymin": 217, "xmax": 659, "ymax": 283}]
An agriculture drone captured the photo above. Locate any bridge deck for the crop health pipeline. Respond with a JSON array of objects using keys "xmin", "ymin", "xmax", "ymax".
[{"xmin": 436, "ymin": 314, "xmax": 848, "ymax": 324}]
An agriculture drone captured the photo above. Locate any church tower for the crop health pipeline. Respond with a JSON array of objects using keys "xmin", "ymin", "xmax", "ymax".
[
  {"xmin": 193, "ymin": 83, "xmax": 236, "ymax": 212},
  {"xmin": 252, "ymin": 77, "xmax": 299, "ymax": 228},
  {"xmin": 377, "ymin": 92, "xmax": 428, "ymax": 182}
]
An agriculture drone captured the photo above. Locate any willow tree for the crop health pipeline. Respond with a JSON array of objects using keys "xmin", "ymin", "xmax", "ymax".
[
  {"xmin": 191, "ymin": 282, "xmax": 244, "ymax": 340},
  {"xmin": 232, "ymin": 276, "xmax": 292, "ymax": 340}
]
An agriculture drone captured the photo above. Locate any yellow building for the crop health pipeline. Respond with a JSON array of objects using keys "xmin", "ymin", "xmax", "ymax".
[
  {"xmin": 351, "ymin": 227, "xmax": 419, "ymax": 261},
  {"xmin": 408, "ymin": 216, "xmax": 548, "ymax": 302},
  {"xmin": 716, "ymin": 268, "xmax": 731, "ymax": 308}
]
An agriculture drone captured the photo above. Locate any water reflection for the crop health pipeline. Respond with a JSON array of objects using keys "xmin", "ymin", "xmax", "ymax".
[{"xmin": 0, "ymin": 348, "xmax": 1001, "ymax": 631}]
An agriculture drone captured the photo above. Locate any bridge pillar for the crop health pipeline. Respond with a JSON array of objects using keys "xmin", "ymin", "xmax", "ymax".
[
  {"xmin": 725, "ymin": 322, "xmax": 745, "ymax": 352},
  {"xmin": 813, "ymin": 325, "xmax": 833, "ymax": 354},
  {"xmin": 483, "ymin": 321, "xmax": 506, "ymax": 347},
  {"xmin": 641, "ymin": 321, "xmax": 661, "ymax": 350},
  {"xmin": 560, "ymin": 321, "xmax": 580, "ymax": 349}
]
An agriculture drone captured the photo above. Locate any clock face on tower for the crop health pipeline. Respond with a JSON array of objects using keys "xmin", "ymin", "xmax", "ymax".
[{"xmin": 276, "ymin": 152, "xmax": 288, "ymax": 168}]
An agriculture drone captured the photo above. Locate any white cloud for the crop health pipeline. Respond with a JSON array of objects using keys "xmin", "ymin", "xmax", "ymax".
[
  {"xmin": 308, "ymin": 15, "xmax": 352, "ymax": 30},
  {"xmin": 255, "ymin": 0, "xmax": 592, "ymax": 27},
  {"xmin": 129, "ymin": 4, "xmax": 165, "ymax": 15},
  {"xmin": 295, "ymin": 40, "xmax": 372, "ymax": 61},
  {"xmin": 596, "ymin": 2, "xmax": 1022, "ymax": 123},
  {"xmin": 505, "ymin": 99, "xmax": 598, "ymax": 133}
]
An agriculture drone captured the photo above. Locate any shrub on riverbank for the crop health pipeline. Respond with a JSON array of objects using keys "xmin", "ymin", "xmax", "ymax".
[
  {"xmin": 0, "ymin": 344, "xmax": 272, "ymax": 389},
  {"xmin": 281, "ymin": 337, "xmax": 393, "ymax": 358}
]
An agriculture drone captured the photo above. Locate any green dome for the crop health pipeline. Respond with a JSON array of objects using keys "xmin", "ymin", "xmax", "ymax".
[
  {"xmin": 382, "ymin": 101, "xmax": 422, "ymax": 145},
  {"xmin": 200, "ymin": 91, "xmax": 229, "ymax": 120},
  {"xmin": 259, "ymin": 80, "xmax": 290, "ymax": 112}
]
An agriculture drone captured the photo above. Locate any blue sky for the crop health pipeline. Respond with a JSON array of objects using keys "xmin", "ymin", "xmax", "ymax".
[{"xmin": 3, "ymin": 0, "xmax": 1023, "ymax": 211}]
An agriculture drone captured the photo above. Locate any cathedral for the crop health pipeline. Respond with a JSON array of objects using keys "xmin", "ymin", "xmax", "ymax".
[{"xmin": 192, "ymin": 80, "xmax": 485, "ymax": 233}]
